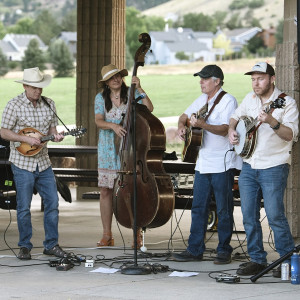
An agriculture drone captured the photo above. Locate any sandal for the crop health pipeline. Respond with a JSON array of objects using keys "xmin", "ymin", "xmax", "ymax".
[
  {"xmin": 97, "ymin": 234, "xmax": 114, "ymax": 247},
  {"xmin": 18, "ymin": 247, "xmax": 31, "ymax": 260},
  {"xmin": 43, "ymin": 244, "xmax": 68, "ymax": 258},
  {"xmin": 132, "ymin": 230, "xmax": 143, "ymax": 249}
]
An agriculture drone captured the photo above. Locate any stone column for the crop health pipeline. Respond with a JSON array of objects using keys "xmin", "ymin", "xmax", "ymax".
[
  {"xmin": 76, "ymin": 0, "xmax": 126, "ymax": 196},
  {"xmin": 276, "ymin": 0, "xmax": 300, "ymax": 240}
]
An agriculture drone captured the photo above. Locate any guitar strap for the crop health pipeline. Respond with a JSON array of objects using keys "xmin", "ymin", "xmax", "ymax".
[
  {"xmin": 204, "ymin": 90, "xmax": 227, "ymax": 121},
  {"xmin": 250, "ymin": 92, "xmax": 287, "ymax": 137},
  {"xmin": 41, "ymin": 96, "xmax": 71, "ymax": 133}
]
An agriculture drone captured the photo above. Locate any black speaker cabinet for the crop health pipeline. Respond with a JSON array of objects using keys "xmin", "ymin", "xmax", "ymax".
[{"xmin": 0, "ymin": 137, "xmax": 16, "ymax": 210}]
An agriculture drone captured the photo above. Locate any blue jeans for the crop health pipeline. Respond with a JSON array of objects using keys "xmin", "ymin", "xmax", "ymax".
[
  {"xmin": 238, "ymin": 162, "xmax": 294, "ymax": 265},
  {"xmin": 187, "ymin": 169, "xmax": 234, "ymax": 256},
  {"xmin": 11, "ymin": 164, "xmax": 59, "ymax": 250}
]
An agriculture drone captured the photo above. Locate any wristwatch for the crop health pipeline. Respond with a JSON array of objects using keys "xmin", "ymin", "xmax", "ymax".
[{"xmin": 270, "ymin": 121, "xmax": 280, "ymax": 130}]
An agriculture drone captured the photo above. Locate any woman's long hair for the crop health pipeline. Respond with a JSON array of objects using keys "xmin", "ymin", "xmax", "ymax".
[{"xmin": 102, "ymin": 81, "xmax": 129, "ymax": 112}]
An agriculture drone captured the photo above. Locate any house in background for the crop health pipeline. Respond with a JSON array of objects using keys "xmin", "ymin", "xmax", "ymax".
[
  {"xmin": 217, "ymin": 27, "xmax": 262, "ymax": 53},
  {"xmin": 55, "ymin": 31, "xmax": 77, "ymax": 60},
  {"xmin": 258, "ymin": 26, "xmax": 276, "ymax": 49},
  {"xmin": 0, "ymin": 33, "xmax": 47, "ymax": 61},
  {"xmin": 147, "ymin": 27, "xmax": 224, "ymax": 65}
]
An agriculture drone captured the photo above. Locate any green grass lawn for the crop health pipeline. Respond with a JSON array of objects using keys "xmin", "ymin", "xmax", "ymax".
[{"xmin": 0, "ymin": 73, "xmax": 252, "ymax": 145}]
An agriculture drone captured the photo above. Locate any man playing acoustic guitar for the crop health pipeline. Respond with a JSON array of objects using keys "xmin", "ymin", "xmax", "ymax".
[
  {"xmin": 228, "ymin": 62, "xmax": 299, "ymax": 276},
  {"xmin": 0, "ymin": 67, "xmax": 68, "ymax": 260},
  {"xmin": 173, "ymin": 65, "xmax": 242, "ymax": 264}
]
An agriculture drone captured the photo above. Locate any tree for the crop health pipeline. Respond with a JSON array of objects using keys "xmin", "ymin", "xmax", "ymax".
[
  {"xmin": 0, "ymin": 48, "xmax": 8, "ymax": 76},
  {"xmin": 229, "ymin": 0, "xmax": 249, "ymax": 10},
  {"xmin": 144, "ymin": 15, "xmax": 165, "ymax": 32},
  {"xmin": 8, "ymin": 17, "xmax": 34, "ymax": 34},
  {"xmin": 226, "ymin": 13, "xmax": 243, "ymax": 30},
  {"xmin": 246, "ymin": 34, "xmax": 265, "ymax": 54},
  {"xmin": 125, "ymin": 44, "xmax": 134, "ymax": 70},
  {"xmin": 23, "ymin": 0, "xmax": 32, "ymax": 12},
  {"xmin": 31, "ymin": 10, "xmax": 61, "ymax": 45},
  {"xmin": 0, "ymin": 21, "xmax": 6, "ymax": 39},
  {"xmin": 22, "ymin": 38, "xmax": 46, "ymax": 70},
  {"xmin": 213, "ymin": 33, "xmax": 233, "ymax": 56},
  {"xmin": 48, "ymin": 39, "xmax": 74, "ymax": 77},
  {"xmin": 126, "ymin": 7, "xmax": 147, "ymax": 59},
  {"xmin": 183, "ymin": 13, "xmax": 217, "ymax": 32},
  {"xmin": 248, "ymin": 0, "xmax": 265, "ymax": 8},
  {"xmin": 212, "ymin": 11, "xmax": 227, "ymax": 29},
  {"xmin": 275, "ymin": 19, "xmax": 283, "ymax": 44},
  {"xmin": 175, "ymin": 51, "xmax": 189, "ymax": 61},
  {"xmin": 61, "ymin": 9, "xmax": 77, "ymax": 32}
]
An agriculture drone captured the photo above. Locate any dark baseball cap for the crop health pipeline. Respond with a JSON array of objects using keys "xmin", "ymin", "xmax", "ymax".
[
  {"xmin": 194, "ymin": 65, "xmax": 224, "ymax": 80},
  {"xmin": 244, "ymin": 62, "xmax": 275, "ymax": 76}
]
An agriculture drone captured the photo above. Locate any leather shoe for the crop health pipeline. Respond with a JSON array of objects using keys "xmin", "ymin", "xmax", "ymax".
[
  {"xmin": 214, "ymin": 252, "xmax": 232, "ymax": 265},
  {"xmin": 236, "ymin": 261, "xmax": 267, "ymax": 275},
  {"xmin": 43, "ymin": 244, "xmax": 68, "ymax": 258},
  {"xmin": 172, "ymin": 250, "xmax": 203, "ymax": 262},
  {"xmin": 18, "ymin": 247, "xmax": 31, "ymax": 260}
]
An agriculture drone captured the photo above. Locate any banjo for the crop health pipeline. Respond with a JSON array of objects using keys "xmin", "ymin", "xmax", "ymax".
[{"xmin": 234, "ymin": 95, "xmax": 286, "ymax": 159}]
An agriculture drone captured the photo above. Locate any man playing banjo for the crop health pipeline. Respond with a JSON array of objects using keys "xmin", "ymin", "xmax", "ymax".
[{"xmin": 228, "ymin": 62, "xmax": 299, "ymax": 276}]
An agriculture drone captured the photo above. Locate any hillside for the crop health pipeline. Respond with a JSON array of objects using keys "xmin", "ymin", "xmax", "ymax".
[
  {"xmin": 143, "ymin": 0, "xmax": 284, "ymax": 29},
  {"xmin": 0, "ymin": 0, "xmax": 76, "ymax": 23}
]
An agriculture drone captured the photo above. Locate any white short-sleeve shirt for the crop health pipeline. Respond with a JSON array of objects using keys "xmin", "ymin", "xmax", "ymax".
[{"xmin": 185, "ymin": 88, "xmax": 242, "ymax": 173}]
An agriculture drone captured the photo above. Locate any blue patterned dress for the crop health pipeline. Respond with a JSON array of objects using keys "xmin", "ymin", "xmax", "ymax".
[{"xmin": 94, "ymin": 90, "xmax": 140, "ymax": 188}]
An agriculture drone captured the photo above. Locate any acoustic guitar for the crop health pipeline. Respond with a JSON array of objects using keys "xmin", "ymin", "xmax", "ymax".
[
  {"xmin": 181, "ymin": 104, "xmax": 208, "ymax": 163},
  {"xmin": 234, "ymin": 96, "xmax": 286, "ymax": 159},
  {"xmin": 15, "ymin": 127, "xmax": 87, "ymax": 156},
  {"xmin": 181, "ymin": 91, "xmax": 227, "ymax": 163}
]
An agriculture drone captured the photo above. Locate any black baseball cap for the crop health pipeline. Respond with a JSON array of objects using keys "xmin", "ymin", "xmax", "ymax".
[{"xmin": 194, "ymin": 65, "xmax": 224, "ymax": 80}]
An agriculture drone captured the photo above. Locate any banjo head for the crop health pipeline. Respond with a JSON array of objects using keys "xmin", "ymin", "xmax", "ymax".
[{"xmin": 235, "ymin": 116, "xmax": 256, "ymax": 158}]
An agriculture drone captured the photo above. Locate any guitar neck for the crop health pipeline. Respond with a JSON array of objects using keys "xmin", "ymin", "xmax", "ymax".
[{"xmin": 41, "ymin": 131, "xmax": 69, "ymax": 142}]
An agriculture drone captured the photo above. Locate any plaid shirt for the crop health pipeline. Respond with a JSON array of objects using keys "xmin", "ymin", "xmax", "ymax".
[{"xmin": 1, "ymin": 92, "xmax": 58, "ymax": 172}]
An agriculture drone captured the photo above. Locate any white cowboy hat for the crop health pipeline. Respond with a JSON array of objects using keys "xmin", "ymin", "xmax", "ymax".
[
  {"xmin": 15, "ymin": 67, "xmax": 52, "ymax": 88},
  {"xmin": 97, "ymin": 64, "xmax": 128, "ymax": 88}
]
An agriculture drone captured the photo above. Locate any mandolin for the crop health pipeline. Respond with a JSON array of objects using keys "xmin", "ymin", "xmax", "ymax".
[{"xmin": 15, "ymin": 127, "xmax": 87, "ymax": 156}]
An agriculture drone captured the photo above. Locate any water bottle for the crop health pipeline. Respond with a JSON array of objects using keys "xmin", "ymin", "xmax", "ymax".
[{"xmin": 291, "ymin": 252, "xmax": 300, "ymax": 284}]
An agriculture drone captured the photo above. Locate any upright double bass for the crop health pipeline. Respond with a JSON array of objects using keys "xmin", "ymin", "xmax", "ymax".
[{"xmin": 112, "ymin": 33, "xmax": 174, "ymax": 230}]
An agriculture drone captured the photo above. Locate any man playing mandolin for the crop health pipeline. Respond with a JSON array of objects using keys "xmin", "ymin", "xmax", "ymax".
[
  {"xmin": 173, "ymin": 65, "xmax": 242, "ymax": 264},
  {"xmin": 228, "ymin": 62, "xmax": 299, "ymax": 276},
  {"xmin": 0, "ymin": 67, "xmax": 68, "ymax": 260}
]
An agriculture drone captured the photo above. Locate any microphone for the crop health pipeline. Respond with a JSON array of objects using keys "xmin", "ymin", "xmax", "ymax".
[{"xmin": 135, "ymin": 93, "xmax": 147, "ymax": 102}]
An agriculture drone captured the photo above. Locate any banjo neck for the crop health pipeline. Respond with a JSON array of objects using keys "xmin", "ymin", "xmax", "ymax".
[{"xmin": 245, "ymin": 102, "xmax": 274, "ymax": 132}]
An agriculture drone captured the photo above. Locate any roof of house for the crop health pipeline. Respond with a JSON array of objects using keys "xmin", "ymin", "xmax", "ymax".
[
  {"xmin": 150, "ymin": 28, "xmax": 213, "ymax": 43},
  {"xmin": 58, "ymin": 31, "xmax": 77, "ymax": 42},
  {"xmin": 3, "ymin": 33, "xmax": 47, "ymax": 48},
  {"xmin": 222, "ymin": 27, "xmax": 262, "ymax": 39},
  {"xmin": 0, "ymin": 40, "xmax": 16, "ymax": 52}
]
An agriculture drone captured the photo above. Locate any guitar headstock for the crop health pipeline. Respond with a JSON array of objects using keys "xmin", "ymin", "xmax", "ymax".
[
  {"xmin": 69, "ymin": 127, "xmax": 87, "ymax": 138},
  {"xmin": 271, "ymin": 97, "xmax": 286, "ymax": 109}
]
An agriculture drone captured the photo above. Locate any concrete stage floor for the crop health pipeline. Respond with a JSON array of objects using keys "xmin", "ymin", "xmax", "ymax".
[{"xmin": 0, "ymin": 187, "xmax": 299, "ymax": 300}]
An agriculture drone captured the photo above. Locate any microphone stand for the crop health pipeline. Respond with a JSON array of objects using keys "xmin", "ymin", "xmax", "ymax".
[
  {"xmin": 120, "ymin": 96, "xmax": 151, "ymax": 275},
  {"xmin": 250, "ymin": 244, "xmax": 300, "ymax": 282}
]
